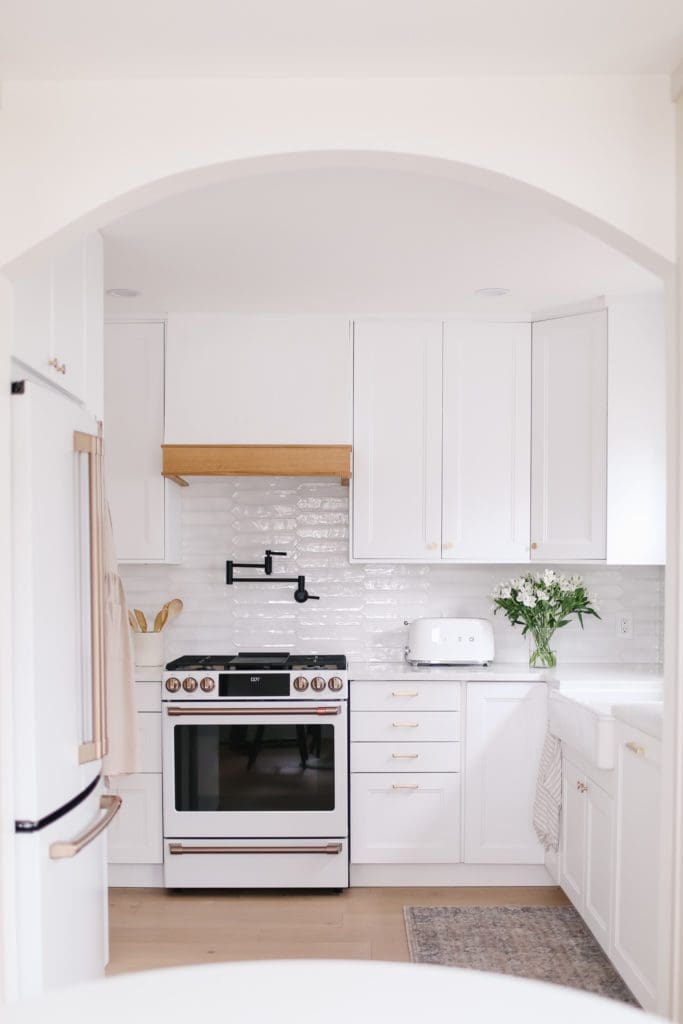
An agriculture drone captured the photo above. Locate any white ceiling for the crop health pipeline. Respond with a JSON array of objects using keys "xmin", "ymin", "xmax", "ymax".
[
  {"xmin": 102, "ymin": 167, "xmax": 660, "ymax": 317},
  {"xmin": 1, "ymin": 0, "xmax": 683, "ymax": 78}
]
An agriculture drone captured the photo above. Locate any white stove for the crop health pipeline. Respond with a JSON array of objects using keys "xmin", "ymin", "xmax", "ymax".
[{"xmin": 161, "ymin": 652, "xmax": 349, "ymax": 890}]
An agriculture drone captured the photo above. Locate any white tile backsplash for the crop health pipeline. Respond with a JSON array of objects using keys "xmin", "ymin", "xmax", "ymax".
[{"xmin": 119, "ymin": 477, "xmax": 664, "ymax": 666}]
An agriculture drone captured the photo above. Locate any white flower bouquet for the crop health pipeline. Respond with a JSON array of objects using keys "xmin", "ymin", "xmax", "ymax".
[{"xmin": 491, "ymin": 570, "xmax": 600, "ymax": 668}]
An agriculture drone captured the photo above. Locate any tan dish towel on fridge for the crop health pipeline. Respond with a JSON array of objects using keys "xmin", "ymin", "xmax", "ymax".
[
  {"xmin": 102, "ymin": 502, "xmax": 139, "ymax": 777},
  {"xmin": 533, "ymin": 732, "xmax": 562, "ymax": 851}
]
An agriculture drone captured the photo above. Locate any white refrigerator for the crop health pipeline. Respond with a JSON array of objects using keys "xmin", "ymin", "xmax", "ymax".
[{"xmin": 11, "ymin": 379, "xmax": 120, "ymax": 997}]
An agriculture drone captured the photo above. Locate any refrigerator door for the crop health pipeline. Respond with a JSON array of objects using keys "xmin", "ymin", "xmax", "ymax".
[
  {"xmin": 15, "ymin": 780, "xmax": 120, "ymax": 997},
  {"xmin": 12, "ymin": 381, "xmax": 103, "ymax": 822}
]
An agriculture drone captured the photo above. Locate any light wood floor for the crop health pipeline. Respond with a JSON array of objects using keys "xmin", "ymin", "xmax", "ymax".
[{"xmin": 108, "ymin": 886, "xmax": 568, "ymax": 976}]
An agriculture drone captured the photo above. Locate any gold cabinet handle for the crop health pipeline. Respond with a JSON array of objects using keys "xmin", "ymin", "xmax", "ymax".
[
  {"xmin": 575, "ymin": 780, "xmax": 588, "ymax": 793},
  {"xmin": 626, "ymin": 741, "xmax": 645, "ymax": 756},
  {"xmin": 49, "ymin": 795, "xmax": 122, "ymax": 860},
  {"xmin": 392, "ymin": 691, "xmax": 419, "ymax": 698},
  {"xmin": 426, "ymin": 542, "xmax": 438, "ymax": 551},
  {"xmin": 48, "ymin": 357, "xmax": 66, "ymax": 375},
  {"xmin": 443, "ymin": 542, "xmax": 453, "ymax": 551},
  {"xmin": 392, "ymin": 753, "xmax": 419, "ymax": 759},
  {"xmin": 392, "ymin": 721, "xmax": 419, "ymax": 728},
  {"xmin": 392, "ymin": 784, "xmax": 419, "ymax": 790}
]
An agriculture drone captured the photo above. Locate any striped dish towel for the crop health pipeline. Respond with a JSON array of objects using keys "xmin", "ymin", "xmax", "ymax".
[{"xmin": 533, "ymin": 732, "xmax": 562, "ymax": 851}]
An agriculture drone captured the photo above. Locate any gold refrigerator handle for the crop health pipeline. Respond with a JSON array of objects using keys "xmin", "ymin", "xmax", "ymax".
[
  {"xmin": 75, "ymin": 428, "xmax": 108, "ymax": 764},
  {"xmin": 49, "ymin": 795, "xmax": 122, "ymax": 860}
]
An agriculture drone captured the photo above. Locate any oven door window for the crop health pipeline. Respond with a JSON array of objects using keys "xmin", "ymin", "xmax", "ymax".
[{"xmin": 174, "ymin": 722, "xmax": 336, "ymax": 812}]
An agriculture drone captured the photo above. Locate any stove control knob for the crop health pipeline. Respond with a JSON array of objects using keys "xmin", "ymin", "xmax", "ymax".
[
  {"xmin": 328, "ymin": 676, "xmax": 344, "ymax": 692},
  {"xmin": 183, "ymin": 676, "xmax": 198, "ymax": 692},
  {"xmin": 293, "ymin": 676, "xmax": 309, "ymax": 692},
  {"xmin": 165, "ymin": 677, "xmax": 181, "ymax": 693},
  {"xmin": 311, "ymin": 676, "xmax": 326, "ymax": 692},
  {"xmin": 200, "ymin": 676, "xmax": 215, "ymax": 692}
]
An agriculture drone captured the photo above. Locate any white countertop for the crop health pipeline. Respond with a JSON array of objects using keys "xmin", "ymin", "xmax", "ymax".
[
  {"xmin": 612, "ymin": 702, "xmax": 664, "ymax": 740},
  {"xmin": 4, "ymin": 960, "xmax": 649, "ymax": 1024},
  {"xmin": 350, "ymin": 660, "xmax": 663, "ymax": 688}
]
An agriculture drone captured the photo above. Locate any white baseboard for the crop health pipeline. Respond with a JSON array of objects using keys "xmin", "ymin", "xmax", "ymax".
[
  {"xmin": 108, "ymin": 863, "xmax": 164, "ymax": 888},
  {"xmin": 350, "ymin": 863, "xmax": 553, "ymax": 887}
]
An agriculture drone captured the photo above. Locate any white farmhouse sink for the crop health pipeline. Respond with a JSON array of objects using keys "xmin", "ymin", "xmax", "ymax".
[{"xmin": 548, "ymin": 688, "xmax": 662, "ymax": 770}]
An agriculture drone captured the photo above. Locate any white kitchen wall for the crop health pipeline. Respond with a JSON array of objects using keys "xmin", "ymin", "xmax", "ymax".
[{"xmin": 119, "ymin": 477, "xmax": 664, "ymax": 665}]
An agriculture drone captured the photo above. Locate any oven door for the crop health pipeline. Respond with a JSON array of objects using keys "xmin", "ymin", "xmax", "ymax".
[{"xmin": 162, "ymin": 702, "xmax": 348, "ymax": 839}]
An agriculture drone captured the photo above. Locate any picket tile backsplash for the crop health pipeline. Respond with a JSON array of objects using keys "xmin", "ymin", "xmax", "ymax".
[{"xmin": 120, "ymin": 477, "xmax": 664, "ymax": 665}]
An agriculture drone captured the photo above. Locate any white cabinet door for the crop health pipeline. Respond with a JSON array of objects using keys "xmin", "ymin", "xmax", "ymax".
[
  {"xmin": 350, "ymin": 773, "xmax": 461, "ymax": 864},
  {"xmin": 464, "ymin": 682, "xmax": 546, "ymax": 864},
  {"xmin": 12, "ymin": 235, "xmax": 103, "ymax": 407},
  {"xmin": 584, "ymin": 776, "xmax": 614, "ymax": 953},
  {"xmin": 104, "ymin": 321, "xmax": 180, "ymax": 563},
  {"xmin": 353, "ymin": 320, "xmax": 443, "ymax": 560},
  {"xmin": 107, "ymin": 774, "xmax": 163, "ymax": 865},
  {"xmin": 12, "ymin": 261, "xmax": 52, "ymax": 376},
  {"xmin": 613, "ymin": 725, "xmax": 661, "ymax": 1010},
  {"xmin": 559, "ymin": 757, "xmax": 586, "ymax": 910},
  {"xmin": 531, "ymin": 311, "xmax": 607, "ymax": 561},
  {"xmin": 442, "ymin": 323, "xmax": 531, "ymax": 562},
  {"xmin": 51, "ymin": 239, "xmax": 87, "ymax": 402},
  {"xmin": 606, "ymin": 295, "xmax": 666, "ymax": 565}
]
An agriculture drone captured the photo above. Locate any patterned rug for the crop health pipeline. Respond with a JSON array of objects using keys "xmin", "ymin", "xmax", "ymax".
[{"xmin": 404, "ymin": 906, "xmax": 638, "ymax": 1006}]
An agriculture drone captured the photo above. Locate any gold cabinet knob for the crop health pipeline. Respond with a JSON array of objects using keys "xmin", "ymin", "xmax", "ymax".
[
  {"xmin": 531, "ymin": 542, "xmax": 538, "ymax": 551},
  {"xmin": 443, "ymin": 542, "xmax": 453, "ymax": 551},
  {"xmin": 426, "ymin": 542, "xmax": 438, "ymax": 551}
]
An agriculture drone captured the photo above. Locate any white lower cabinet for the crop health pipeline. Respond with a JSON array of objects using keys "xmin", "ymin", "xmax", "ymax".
[
  {"xmin": 350, "ymin": 680, "xmax": 462, "ymax": 867},
  {"xmin": 612, "ymin": 725, "xmax": 661, "ymax": 1010},
  {"xmin": 107, "ymin": 774, "xmax": 163, "ymax": 865},
  {"xmin": 351, "ymin": 774, "xmax": 461, "ymax": 864},
  {"xmin": 109, "ymin": 684, "xmax": 163, "ymax": 879},
  {"xmin": 464, "ymin": 682, "xmax": 546, "ymax": 864},
  {"xmin": 559, "ymin": 755, "xmax": 614, "ymax": 954}
]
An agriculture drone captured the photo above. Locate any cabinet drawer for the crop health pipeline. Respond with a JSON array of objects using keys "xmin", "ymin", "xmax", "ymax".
[
  {"xmin": 351, "ymin": 710, "xmax": 460, "ymax": 743},
  {"xmin": 137, "ymin": 712, "xmax": 161, "ymax": 773},
  {"xmin": 352, "ymin": 679, "xmax": 461, "ymax": 712},
  {"xmin": 350, "ymin": 773, "xmax": 461, "ymax": 864},
  {"xmin": 351, "ymin": 741, "xmax": 460, "ymax": 773}
]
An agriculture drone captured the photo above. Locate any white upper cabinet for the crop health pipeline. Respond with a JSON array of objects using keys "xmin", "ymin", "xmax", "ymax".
[
  {"xmin": 606, "ymin": 296, "xmax": 666, "ymax": 565},
  {"xmin": 164, "ymin": 315, "xmax": 352, "ymax": 444},
  {"xmin": 353, "ymin": 320, "xmax": 443, "ymax": 560},
  {"xmin": 464, "ymin": 682, "xmax": 546, "ymax": 864},
  {"xmin": 104, "ymin": 322, "xmax": 180, "ymax": 563},
  {"xmin": 442, "ymin": 323, "xmax": 531, "ymax": 562},
  {"xmin": 531, "ymin": 311, "xmax": 608, "ymax": 561},
  {"xmin": 12, "ymin": 234, "xmax": 104, "ymax": 410}
]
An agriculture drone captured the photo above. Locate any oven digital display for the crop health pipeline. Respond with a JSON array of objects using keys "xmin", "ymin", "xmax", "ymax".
[{"xmin": 218, "ymin": 672, "xmax": 290, "ymax": 697}]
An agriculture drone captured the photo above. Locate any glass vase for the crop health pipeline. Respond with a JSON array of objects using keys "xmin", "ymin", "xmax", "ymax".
[{"xmin": 529, "ymin": 628, "xmax": 557, "ymax": 668}]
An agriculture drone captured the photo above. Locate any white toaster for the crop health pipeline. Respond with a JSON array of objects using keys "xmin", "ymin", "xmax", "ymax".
[{"xmin": 405, "ymin": 617, "xmax": 495, "ymax": 666}]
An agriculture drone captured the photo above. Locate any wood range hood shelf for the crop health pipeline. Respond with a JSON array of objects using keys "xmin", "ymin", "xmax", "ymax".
[{"xmin": 162, "ymin": 444, "xmax": 352, "ymax": 486}]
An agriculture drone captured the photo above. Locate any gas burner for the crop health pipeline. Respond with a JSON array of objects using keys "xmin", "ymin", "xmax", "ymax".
[{"xmin": 165, "ymin": 652, "xmax": 347, "ymax": 672}]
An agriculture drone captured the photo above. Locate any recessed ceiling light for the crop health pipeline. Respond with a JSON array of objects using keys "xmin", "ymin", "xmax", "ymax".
[
  {"xmin": 106, "ymin": 287, "xmax": 141, "ymax": 298},
  {"xmin": 475, "ymin": 287, "xmax": 510, "ymax": 298}
]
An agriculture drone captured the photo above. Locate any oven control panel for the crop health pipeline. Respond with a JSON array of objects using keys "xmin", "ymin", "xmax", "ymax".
[{"xmin": 162, "ymin": 670, "xmax": 348, "ymax": 700}]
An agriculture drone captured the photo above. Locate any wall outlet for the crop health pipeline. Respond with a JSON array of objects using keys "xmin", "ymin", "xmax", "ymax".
[{"xmin": 617, "ymin": 613, "xmax": 634, "ymax": 639}]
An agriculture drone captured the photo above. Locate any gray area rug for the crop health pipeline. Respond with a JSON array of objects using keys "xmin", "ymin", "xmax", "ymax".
[{"xmin": 404, "ymin": 906, "xmax": 638, "ymax": 1006}]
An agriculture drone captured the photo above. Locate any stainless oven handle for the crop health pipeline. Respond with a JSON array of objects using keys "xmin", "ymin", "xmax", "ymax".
[
  {"xmin": 168, "ymin": 843, "xmax": 343, "ymax": 856},
  {"xmin": 166, "ymin": 705, "xmax": 342, "ymax": 717}
]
